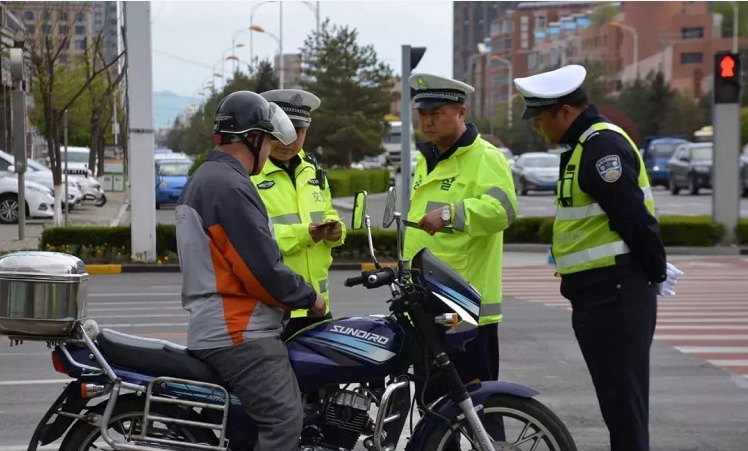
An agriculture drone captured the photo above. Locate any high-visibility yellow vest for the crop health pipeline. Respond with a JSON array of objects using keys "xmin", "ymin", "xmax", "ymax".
[
  {"xmin": 552, "ymin": 122, "xmax": 655, "ymax": 275},
  {"xmin": 404, "ymin": 136, "xmax": 517, "ymax": 325},
  {"xmin": 251, "ymin": 150, "xmax": 345, "ymax": 317}
]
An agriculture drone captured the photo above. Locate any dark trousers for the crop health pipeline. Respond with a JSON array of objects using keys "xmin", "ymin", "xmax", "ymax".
[
  {"xmin": 193, "ymin": 337, "xmax": 304, "ymax": 451},
  {"xmin": 561, "ymin": 266, "xmax": 658, "ymax": 451}
]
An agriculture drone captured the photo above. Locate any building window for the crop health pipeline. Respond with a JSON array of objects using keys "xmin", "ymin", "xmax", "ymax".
[
  {"xmin": 521, "ymin": 37, "xmax": 529, "ymax": 49},
  {"xmin": 59, "ymin": 25, "xmax": 68, "ymax": 34},
  {"xmin": 521, "ymin": 16, "xmax": 529, "ymax": 24},
  {"xmin": 521, "ymin": 24, "xmax": 528, "ymax": 32},
  {"xmin": 43, "ymin": 25, "xmax": 52, "ymax": 34},
  {"xmin": 59, "ymin": 11, "xmax": 68, "ymax": 21},
  {"xmin": 535, "ymin": 15, "xmax": 546, "ymax": 30},
  {"xmin": 24, "ymin": 11, "xmax": 34, "ymax": 21},
  {"xmin": 76, "ymin": 12, "xmax": 85, "ymax": 22},
  {"xmin": 75, "ymin": 25, "xmax": 86, "ymax": 35},
  {"xmin": 681, "ymin": 26, "xmax": 703, "ymax": 40},
  {"xmin": 680, "ymin": 52, "xmax": 702, "ymax": 64},
  {"xmin": 528, "ymin": 53, "xmax": 538, "ymax": 70},
  {"xmin": 62, "ymin": 40, "xmax": 70, "ymax": 50},
  {"xmin": 75, "ymin": 39, "xmax": 86, "ymax": 50}
]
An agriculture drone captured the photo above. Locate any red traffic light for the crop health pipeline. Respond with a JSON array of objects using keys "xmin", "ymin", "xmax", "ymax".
[{"xmin": 719, "ymin": 55, "xmax": 736, "ymax": 78}]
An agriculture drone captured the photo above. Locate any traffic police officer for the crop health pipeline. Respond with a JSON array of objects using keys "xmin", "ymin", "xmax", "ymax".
[
  {"xmin": 252, "ymin": 89, "xmax": 346, "ymax": 341},
  {"xmin": 514, "ymin": 65, "xmax": 683, "ymax": 451},
  {"xmin": 403, "ymin": 73, "xmax": 518, "ymax": 403}
]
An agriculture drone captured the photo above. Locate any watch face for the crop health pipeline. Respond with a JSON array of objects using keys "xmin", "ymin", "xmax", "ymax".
[{"xmin": 441, "ymin": 208, "xmax": 450, "ymax": 221}]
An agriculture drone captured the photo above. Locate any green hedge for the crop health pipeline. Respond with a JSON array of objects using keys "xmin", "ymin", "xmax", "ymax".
[
  {"xmin": 38, "ymin": 215, "xmax": 746, "ymax": 264},
  {"xmin": 738, "ymin": 219, "xmax": 748, "ymax": 246},
  {"xmin": 326, "ymin": 169, "xmax": 390, "ymax": 198}
]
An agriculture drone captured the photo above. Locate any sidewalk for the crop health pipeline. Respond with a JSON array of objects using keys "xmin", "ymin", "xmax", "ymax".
[{"xmin": 0, "ymin": 192, "xmax": 127, "ymax": 252}]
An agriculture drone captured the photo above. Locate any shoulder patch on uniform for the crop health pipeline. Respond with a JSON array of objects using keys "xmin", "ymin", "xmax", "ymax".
[
  {"xmin": 308, "ymin": 178, "xmax": 320, "ymax": 186},
  {"xmin": 257, "ymin": 180, "xmax": 275, "ymax": 189},
  {"xmin": 595, "ymin": 155, "xmax": 622, "ymax": 183}
]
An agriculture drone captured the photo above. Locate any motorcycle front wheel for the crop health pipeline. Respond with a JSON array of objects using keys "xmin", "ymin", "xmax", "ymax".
[
  {"xmin": 59, "ymin": 396, "xmax": 216, "ymax": 451},
  {"xmin": 421, "ymin": 394, "xmax": 577, "ymax": 451}
]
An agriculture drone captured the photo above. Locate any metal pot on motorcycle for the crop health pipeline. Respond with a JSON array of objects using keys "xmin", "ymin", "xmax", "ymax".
[
  {"xmin": 383, "ymin": 186, "xmax": 397, "ymax": 228},
  {"xmin": 352, "ymin": 191, "xmax": 367, "ymax": 230}
]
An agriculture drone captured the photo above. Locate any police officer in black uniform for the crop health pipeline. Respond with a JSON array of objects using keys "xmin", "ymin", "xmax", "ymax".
[{"xmin": 513, "ymin": 65, "xmax": 683, "ymax": 451}]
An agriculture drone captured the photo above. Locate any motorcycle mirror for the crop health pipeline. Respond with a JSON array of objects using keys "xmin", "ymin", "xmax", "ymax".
[
  {"xmin": 382, "ymin": 186, "xmax": 397, "ymax": 228},
  {"xmin": 352, "ymin": 191, "xmax": 367, "ymax": 230}
]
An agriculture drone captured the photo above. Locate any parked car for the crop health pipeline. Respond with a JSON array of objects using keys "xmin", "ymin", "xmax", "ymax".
[
  {"xmin": 513, "ymin": 152, "xmax": 560, "ymax": 195},
  {"xmin": 29, "ymin": 158, "xmax": 106, "ymax": 206},
  {"xmin": 60, "ymin": 146, "xmax": 93, "ymax": 177},
  {"xmin": 643, "ymin": 137, "xmax": 688, "ymax": 187},
  {"xmin": 0, "ymin": 176, "xmax": 55, "ymax": 224},
  {"xmin": 497, "ymin": 147, "xmax": 515, "ymax": 170},
  {"xmin": 155, "ymin": 156, "xmax": 192, "ymax": 209},
  {"xmin": 667, "ymin": 142, "xmax": 712, "ymax": 195},
  {"xmin": 0, "ymin": 150, "xmax": 82, "ymax": 210}
]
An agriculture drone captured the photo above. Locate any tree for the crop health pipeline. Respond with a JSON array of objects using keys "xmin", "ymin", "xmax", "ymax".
[
  {"xmin": 590, "ymin": 2, "xmax": 619, "ymax": 26},
  {"xmin": 165, "ymin": 69, "xmax": 270, "ymax": 156},
  {"xmin": 715, "ymin": 2, "xmax": 748, "ymax": 40},
  {"xmin": 300, "ymin": 19, "xmax": 397, "ymax": 167},
  {"xmin": 660, "ymin": 91, "xmax": 710, "ymax": 139},
  {"xmin": 21, "ymin": 3, "xmax": 125, "ymax": 224}
]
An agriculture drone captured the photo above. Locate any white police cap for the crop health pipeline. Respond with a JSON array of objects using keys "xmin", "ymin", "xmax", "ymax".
[
  {"xmin": 513, "ymin": 65, "xmax": 587, "ymax": 119},
  {"xmin": 260, "ymin": 89, "xmax": 321, "ymax": 128},
  {"xmin": 408, "ymin": 73, "xmax": 475, "ymax": 110}
]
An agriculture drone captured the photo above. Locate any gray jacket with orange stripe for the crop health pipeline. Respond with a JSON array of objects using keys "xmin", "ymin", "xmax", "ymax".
[{"xmin": 176, "ymin": 151, "xmax": 317, "ymax": 350}]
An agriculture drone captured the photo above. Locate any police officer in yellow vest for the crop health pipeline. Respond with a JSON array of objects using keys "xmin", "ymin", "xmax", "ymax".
[
  {"xmin": 403, "ymin": 73, "xmax": 518, "ymax": 404},
  {"xmin": 253, "ymin": 89, "xmax": 346, "ymax": 341},
  {"xmin": 514, "ymin": 65, "xmax": 683, "ymax": 451}
]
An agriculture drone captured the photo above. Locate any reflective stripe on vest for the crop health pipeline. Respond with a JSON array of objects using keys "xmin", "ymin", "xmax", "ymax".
[
  {"xmin": 555, "ymin": 187, "xmax": 653, "ymax": 221},
  {"xmin": 272, "ymin": 213, "xmax": 302, "ymax": 225},
  {"xmin": 554, "ymin": 241, "xmax": 630, "ymax": 271}
]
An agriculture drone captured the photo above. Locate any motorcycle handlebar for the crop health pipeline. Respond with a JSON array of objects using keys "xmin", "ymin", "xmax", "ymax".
[{"xmin": 344, "ymin": 268, "xmax": 396, "ymax": 289}]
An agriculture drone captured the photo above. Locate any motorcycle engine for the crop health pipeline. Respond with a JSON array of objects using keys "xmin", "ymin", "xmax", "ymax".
[{"xmin": 301, "ymin": 389, "xmax": 373, "ymax": 451}]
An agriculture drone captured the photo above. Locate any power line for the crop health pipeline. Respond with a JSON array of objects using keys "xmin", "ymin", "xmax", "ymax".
[{"xmin": 153, "ymin": 50, "xmax": 214, "ymax": 69}]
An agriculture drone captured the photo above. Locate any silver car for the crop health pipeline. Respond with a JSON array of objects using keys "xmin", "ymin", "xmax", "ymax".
[{"xmin": 512, "ymin": 152, "xmax": 560, "ymax": 195}]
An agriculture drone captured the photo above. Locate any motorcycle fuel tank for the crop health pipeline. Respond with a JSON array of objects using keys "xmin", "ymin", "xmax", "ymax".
[{"xmin": 287, "ymin": 315, "xmax": 403, "ymax": 393}]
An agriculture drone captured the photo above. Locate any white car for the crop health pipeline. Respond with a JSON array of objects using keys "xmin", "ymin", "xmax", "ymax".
[
  {"xmin": 27, "ymin": 159, "xmax": 107, "ymax": 207},
  {"xmin": 0, "ymin": 150, "xmax": 83, "ymax": 209},
  {"xmin": 0, "ymin": 177, "xmax": 55, "ymax": 224}
]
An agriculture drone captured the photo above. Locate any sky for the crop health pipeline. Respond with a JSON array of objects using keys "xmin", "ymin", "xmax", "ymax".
[{"xmin": 150, "ymin": 0, "xmax": 454, "ymax": 98}]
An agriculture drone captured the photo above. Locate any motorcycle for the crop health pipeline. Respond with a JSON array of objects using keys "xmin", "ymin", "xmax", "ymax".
[{"xmin": 19, "ymin": 188, "xmax": 577, "ymax": 451}]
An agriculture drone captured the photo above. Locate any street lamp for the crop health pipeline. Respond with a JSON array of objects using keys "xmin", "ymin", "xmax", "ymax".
[
  {"xmin": 220, "ymin": 44, "xmax": 245, "ymax": 86},
  {"xmin": 251, "ymin": 24, "xmax": 284, "ymax": 88},
  {"xmin": 301, "ymin": 1, "xmax": 320, "ymax": 35},
  {"xmin": 610, "ymin": 22, "xmax": 639, "ymax": 80},
  {"xmin": 231, "ymin": 28, "xmax": 251, "ymax": 74},
  {"xmin": 226, "ymin": 55, "xmax": 252, "ymax": 74},
  {"xmin": 490, "ymin": 55, "xmax": 513, "ymax": 130},
  {"xmin": 249, "ymin": 1, "xmax": 278, "ymax": 64}
]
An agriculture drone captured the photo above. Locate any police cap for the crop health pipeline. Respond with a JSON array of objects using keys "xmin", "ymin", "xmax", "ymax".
[
  {"xmin": 408, "ymin": 73, "xmax": 475, "ymax": 110},
  {"xmin": 513, "ymin": 65, "xmax": 588, "ymax": 119}
]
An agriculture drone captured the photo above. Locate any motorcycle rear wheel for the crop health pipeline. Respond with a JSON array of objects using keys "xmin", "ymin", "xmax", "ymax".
[
  {"xmin": 60, "ymin": 396, "xmax": 216, "ymax": 451},
  {"xmin": 420, "ymin": 394, "xmax": 577, "ymax": 451}
]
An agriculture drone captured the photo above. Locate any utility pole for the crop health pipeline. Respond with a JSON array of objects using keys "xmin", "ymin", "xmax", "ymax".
[
  {"xmin": 125, "ymin": 1, "xmax": 156, "ymax": 261},
  {"xmin": 10, "ymin": 35, "xmax": 25, "ymax": 239}
]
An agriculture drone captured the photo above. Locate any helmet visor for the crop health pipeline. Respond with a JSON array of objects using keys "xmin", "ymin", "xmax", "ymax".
[{"xmin": 266, "ymin": 103, "xmax": 297, "ymax": 145}]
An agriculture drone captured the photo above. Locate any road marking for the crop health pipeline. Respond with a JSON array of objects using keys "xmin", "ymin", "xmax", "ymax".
[
  {"xmin": 707, "ymin": 359, "xmax": 748, "ymax": 366},
  {"xmin": 659, "ymin": 318, "xmax": 748, "ymax": 323},
  {"xmin": 657, "ymin": 325, "xmax": 748, "ymax": 330},
  {"xmin": 0, "ymin": 352, "xmax": 50, "ymax": 356},
  {"xmin": 656, "ymin": 334, "xmax": 748, "ymax": 340},
  {"xmin": 657, "ymin": 312, "xmax": 748, "ymax": 317},
  {"xmin": 0, "ymin": 446, "xmax": 60, "ymax": 451},
  {"xmin": 89, "ymin": 306, "xmax": 183, "ymax": 312},
  {"xmin": 676, "ymin": 346, "xmax": 748, "ymax": 354},
  {"xmin": 97, "ymin": 322, "xmax": 188, "ymax": 328},
  {"xmin": 92, "ymin": 313, "xmax": 187, "ymax": 319},
  {"xmin": 88, "ymin": 292, "xmax": 180, "ymax": 298},
  {"xmin": 0, "ymin": 379, "xmax": 73, "ymax": 386},
  {"xmin": 88, "ymin": 301, "xmax": 180, "ymax": 306}
]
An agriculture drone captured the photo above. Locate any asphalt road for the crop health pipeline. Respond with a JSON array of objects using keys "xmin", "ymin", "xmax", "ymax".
[
  {"xmin": 151, "ymin": 187, "xmax": 748, "ymax": 228},
  {"xmin": 2, "ymin": 269, "xmax": 748, "ymax": 450}
]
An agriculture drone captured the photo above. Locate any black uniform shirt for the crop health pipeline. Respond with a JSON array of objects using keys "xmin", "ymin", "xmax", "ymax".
[
  {"xmin": 558, "ymin": 105, "xmax": 667, "ymax": 284},
  {"xmin": 269, "ymin": 155, "xmax": 303, "ymax": 187}
]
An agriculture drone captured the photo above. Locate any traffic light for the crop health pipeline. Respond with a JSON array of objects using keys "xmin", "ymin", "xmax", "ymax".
[
  {"xmin": 714, "ymin": 51, "xmax": 741, "ymax": 104},
  {"xmin": 408, "ymin": 47, "xmax": 426, "ymax": 98}
]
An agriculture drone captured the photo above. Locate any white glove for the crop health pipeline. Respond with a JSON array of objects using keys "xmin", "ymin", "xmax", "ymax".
[{"xmin": 657, "ymin": 262, "xmax": 684, "ymax": 296}]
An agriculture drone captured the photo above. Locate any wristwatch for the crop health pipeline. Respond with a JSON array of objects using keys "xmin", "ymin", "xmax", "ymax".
[{"xmin": 441, "ymin": 206, "xmax": 451, "ymax": 226}]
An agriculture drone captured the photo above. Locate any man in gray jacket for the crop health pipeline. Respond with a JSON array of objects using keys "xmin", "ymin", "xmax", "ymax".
[{"xmin": 176, "ymin": 91, "xmax": 325, "ymax": 451}]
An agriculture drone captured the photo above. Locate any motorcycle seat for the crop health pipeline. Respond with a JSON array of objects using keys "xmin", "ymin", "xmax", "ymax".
[{"xmin": 97, "ymin": 329, "xmax": 224, "ymax": 386}]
